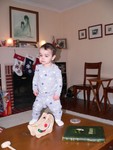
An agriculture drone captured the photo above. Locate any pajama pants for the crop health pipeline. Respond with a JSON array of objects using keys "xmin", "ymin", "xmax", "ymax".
[{"xmin": 31, "ymin": 94, "xmax": 63, "ymax": 121}]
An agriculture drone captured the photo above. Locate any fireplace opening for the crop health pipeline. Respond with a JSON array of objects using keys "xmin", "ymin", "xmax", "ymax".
[{"xmin": 13, "ymin": 72, "xmax": 35, "ymax": 111}]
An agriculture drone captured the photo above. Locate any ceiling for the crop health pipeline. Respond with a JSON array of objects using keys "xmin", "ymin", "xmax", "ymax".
[{"xmin": 13, "ymin": 0, "xmax": 93, "ymax": 12}]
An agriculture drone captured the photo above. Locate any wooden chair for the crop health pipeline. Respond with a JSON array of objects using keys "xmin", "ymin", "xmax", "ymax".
[
  {"xmin": 73, "ymin": 62, "xmax": 102, "ymax": 108},
  {"xmin": 104, "ymin": 86, "xmax": 113, "ymax": 112}
]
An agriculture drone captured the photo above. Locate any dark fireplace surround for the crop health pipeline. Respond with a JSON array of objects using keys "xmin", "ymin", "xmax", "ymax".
[{"xmin": 5, "ymin": 65, "xmax": 35, "ymax": 112}]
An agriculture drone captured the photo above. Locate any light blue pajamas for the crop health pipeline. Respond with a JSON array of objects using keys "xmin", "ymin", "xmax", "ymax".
[{"xmin": 32, "ymin": 64, "xmax": 63, "ymax": 121}]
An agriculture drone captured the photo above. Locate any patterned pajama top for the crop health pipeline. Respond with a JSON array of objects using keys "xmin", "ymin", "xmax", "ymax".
[{"xmin": 32, "ymin": 64, "xmax": 63, "ymax": 97}]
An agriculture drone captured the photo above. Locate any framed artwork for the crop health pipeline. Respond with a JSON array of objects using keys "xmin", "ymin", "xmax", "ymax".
[
  {"xmin": 9, "ymin": 6, "xmax": 39, "ymax": 43},
  {"xmin": 56, "ymin": 39, "xmax": 67, "ymax": 49},
  {"xmin": 88, "ymin": 24, "xmax": 102, "ymax": 39},
  {"xmin": 78, "ymin": 29, "xmax": 87, "ymax": 40},
  {"xmin": 105, "ymin": 23, "xmax": 113, "ymax": 35}
]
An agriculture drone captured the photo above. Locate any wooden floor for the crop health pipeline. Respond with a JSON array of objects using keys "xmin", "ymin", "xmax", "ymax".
[
  {"xmin": 9, "ymin": 97, "xmax": 113, "ymax": 122},
  {"xmin": 61, "ymin": 97, "xmax": 113, "ymax": 121}
]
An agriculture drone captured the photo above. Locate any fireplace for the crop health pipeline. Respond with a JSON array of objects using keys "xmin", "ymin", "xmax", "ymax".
[
  {"xmin": 0, "ymin": 47, "xmax": 41, "ymax": 114},
  {"xmin": 5, "ymin": 65, "xmax": 35, "ymax": 113},
  {"xmin": 13, "ymin": 72, "xmax": 35, "ymax": 109}
]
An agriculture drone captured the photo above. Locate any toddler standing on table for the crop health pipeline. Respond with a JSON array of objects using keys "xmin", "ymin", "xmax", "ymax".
[{"xmin": 29, "ymin": 43, "xmax": 64, "ymax": 126}]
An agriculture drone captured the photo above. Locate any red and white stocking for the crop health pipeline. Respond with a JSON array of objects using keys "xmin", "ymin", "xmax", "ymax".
[{"xmin": 13, "ymin": 53, "xmax": 25, "ymax": 76}]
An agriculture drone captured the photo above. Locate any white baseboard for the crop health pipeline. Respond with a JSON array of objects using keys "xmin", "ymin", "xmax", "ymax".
[{"xmin": 64, "ymin": 110, "xmax": 113, "ymax": 126}]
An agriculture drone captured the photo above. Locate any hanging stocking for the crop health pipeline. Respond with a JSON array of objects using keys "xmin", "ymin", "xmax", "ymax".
[
  {"xmin": 13, "ymin": 53, "xmax": 25, "ymax": 76},
  {"xmin": 24, "ymin": 56, "xmax": 34, "ymax": 76},
  {"xmin": 32, "ymin": 57, "xmax": 40, "ymax": 71}
]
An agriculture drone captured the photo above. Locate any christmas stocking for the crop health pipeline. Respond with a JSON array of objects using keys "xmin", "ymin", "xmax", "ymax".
[
  {"xmin": 32, "ymin": 57, "xmax": 40, "ymax": 71},
  {"xmin": 13, "ymin": 53, "xmax": 25, "ymax": 76},
  {"xmin": 24, "ymin": 56, "xmax": 34, "ymax": 76}
]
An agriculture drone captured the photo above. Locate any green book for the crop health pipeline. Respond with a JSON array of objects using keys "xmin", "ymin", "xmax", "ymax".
[{"xmin": 62, "ymin": 126, "xmax": 105, "ymax": 142}]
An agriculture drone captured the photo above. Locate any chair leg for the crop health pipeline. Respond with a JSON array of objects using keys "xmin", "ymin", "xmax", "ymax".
[
  {"xmin": 86, "ymin": 89, "xmax": 90, "ymax": 109},
  {"xmin": 83, "ymin": 90, "xmax": 86, "ymax": 102},
  {"xmin": 73, "ymin": 86, "xmax": 77, "ymax": 98},
  {"xmin": 103, "ymin": 88, "xmax": 112, "ymax": 112},
  {"xmin": 90, "ymin": 88, "xmax": 101, "ymax": 111},
  {"xmin": 104, "ymin": 89, "xmax": 108, "ymax": 112}
]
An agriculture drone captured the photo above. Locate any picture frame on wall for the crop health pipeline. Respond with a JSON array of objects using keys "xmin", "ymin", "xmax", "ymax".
[
  {"xmin": 105, "ymin": 23, "xmax": 113, "ymax": 35},
  {"xmin": 78, "ymin": 29, "xmax": 87, "ymax": 40},
  {"xmin": 9, "ymin": 6, "xmax": 39, "ymax": 43},
  {"xmin": 88, "ymin": 24, "xmax": 102, "ymax": 39},
  {"xmin": 56, "ymin": 39, "xmax": 67, "ymax": 49}
]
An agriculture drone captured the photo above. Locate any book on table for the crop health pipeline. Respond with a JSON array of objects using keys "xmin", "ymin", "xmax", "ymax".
[{"xmin": 62, "ymin": 126, "xmax": 105, "ymax": 142}]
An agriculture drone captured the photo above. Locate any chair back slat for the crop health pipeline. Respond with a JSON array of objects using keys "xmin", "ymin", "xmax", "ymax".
[{"xmin": 83, "ymin": 62, "xmax": 102, "ymax": 85}]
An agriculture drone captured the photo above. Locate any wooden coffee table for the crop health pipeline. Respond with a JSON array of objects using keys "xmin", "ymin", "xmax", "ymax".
[{"xmin": 0, "ymin": 112, "xmax": 113, "ymax": 150}]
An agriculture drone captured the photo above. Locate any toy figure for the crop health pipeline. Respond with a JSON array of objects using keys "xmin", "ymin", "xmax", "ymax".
[{"xmin": 28, "ymin": 112, "xmax": 54, "ymax": 138}]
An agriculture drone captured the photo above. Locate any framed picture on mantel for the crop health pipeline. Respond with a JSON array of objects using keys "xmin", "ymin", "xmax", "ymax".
[
  {"xmin": 56, "ymin": 39, "xmax": 67, "ymax": 49},
  {"xmin": 9, "ymin": 6, "xmax": 39, "ymax": 43}
]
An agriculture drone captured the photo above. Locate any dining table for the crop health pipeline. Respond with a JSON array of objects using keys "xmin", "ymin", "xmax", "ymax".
[{"xmin": 87, "ymin": 77, "xmax": 113, "ymax": 111}]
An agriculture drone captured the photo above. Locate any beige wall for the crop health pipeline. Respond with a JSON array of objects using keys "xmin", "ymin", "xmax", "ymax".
[
  {"xmin": 0, "ymin": 0, "xmax": 61, "ymax": 41},
  {"xmin": 1, "ymin": 0, "xmax": 113, "ymax": 101},
  {"xmin": 62, "ymin": 0, "xmax": 113, "ymax": 86},
  {"xmin": 0, "ymin": 0, "xmax": 67, "ymax": 62},
  {"xmin": 61, "ymin": 0, "xmax": 113, "ymax": 101}
]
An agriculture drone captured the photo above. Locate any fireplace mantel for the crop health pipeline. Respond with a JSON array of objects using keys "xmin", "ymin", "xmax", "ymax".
[
  {"xmin": 0, "ymin": 47, "xmax": 39, "ymax": 91},
  {"xmin": 0, "ymin": 47, "xmax": 39, "ymax": 64}
]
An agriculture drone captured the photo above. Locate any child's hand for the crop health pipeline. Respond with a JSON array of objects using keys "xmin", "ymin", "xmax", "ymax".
[
  {"xmin": 33, "ymin": 91, "xmax": 38, "ymax": 96},
  {"xmin": 53, "ymin": 95, "xmax": 60, "ymax": 101}
]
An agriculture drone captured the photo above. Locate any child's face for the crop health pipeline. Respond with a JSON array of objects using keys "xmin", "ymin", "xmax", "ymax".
[{"xmin": 39, "ymin": 48, "xmax": 56, "ymax": 66}]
